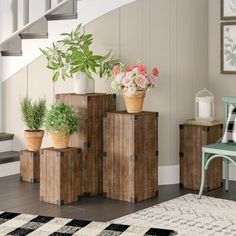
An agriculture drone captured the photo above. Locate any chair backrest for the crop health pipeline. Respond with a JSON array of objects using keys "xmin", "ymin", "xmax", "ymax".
[{"xmin": 222, "ymin": 96, "xmax": 236, "ymax": 124}]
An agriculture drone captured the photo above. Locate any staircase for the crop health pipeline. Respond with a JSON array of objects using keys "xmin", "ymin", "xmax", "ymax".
[
  {"xmin": 0, "ymin": 133, "xmax": 20, "ymax": 177},
  {"xmin": 0, "ymin": 0, "xmax": 136, "ymax": 82},
  {"xmin": 0, "ymin": 0, "xmax": 136, "ymax": 178}
]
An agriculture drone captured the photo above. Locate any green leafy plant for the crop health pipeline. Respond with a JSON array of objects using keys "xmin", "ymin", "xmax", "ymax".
[
  {"xmin": 20, "ymin": 97, "xmax": 47, "ymax": 131},
  {"xmin": 40, "ymin": 24, "xmax": 120, "ymax": 82},
  {"xmin": 45, "ymin": 102, "xmax": 81, "ymax": 136}
]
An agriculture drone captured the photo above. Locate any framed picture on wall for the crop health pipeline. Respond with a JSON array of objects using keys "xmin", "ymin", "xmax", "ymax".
[
  {"xmin": 221, "ymin": 0, "xmax": 236, "ymax": 20},
  {"xmin": 221, "ymin": 22, "xmax": 236, "ymax": 74}
]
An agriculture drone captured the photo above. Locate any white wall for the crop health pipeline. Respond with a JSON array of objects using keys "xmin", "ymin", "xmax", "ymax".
[
  {"xmin": 2, "ymin": 0, "xmax": 209, "ymax": 170},
  {"xmin": 209, "ymin": 0, "xmax": 236, "ymax": 122},
  {"xmin": 0, "ymin": 0, "xmax": 18, "ymax": 41},
  {"xmin": 209, "ymin": 0, "xmax": 236, "ymax": 181}
]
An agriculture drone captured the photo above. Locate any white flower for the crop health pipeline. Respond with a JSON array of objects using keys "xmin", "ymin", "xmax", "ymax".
[
  {"xmin": 132, "ymin": 67, "xmax": 139, "ymax": 75},
  {"xmin": 126, "ymin": 71, "xmax": 135, "ymax": 78},
  {"xmin": 115, "ymin": 73, "xmax": 124, "ymax": 83}
]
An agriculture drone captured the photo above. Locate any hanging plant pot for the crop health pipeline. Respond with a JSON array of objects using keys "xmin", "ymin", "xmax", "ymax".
[
  {"xmin": 24, "ymin": 130, "xmax": 44, "ymax": 152},
  {"xmin": 50, "ymin": 132, "xmax": 70, "ymax": 149},
  {"xmin": 123, "ymin": 91, "xmax": 145, "ymax": 113},
  {"xmin": 73, "ymin": 72, "xmax": 95, "ymax": 94}
]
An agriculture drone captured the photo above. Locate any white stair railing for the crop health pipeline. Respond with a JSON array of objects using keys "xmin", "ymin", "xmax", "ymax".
[{"xmin": 0, "ymin": 0, "xmax": 68, "ymax": 44}]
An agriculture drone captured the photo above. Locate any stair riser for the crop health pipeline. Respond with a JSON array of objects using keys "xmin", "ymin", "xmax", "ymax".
[
  {"xmin": 0, "ymin": 161, "xmax": 19, "ymax": 178},
  {"xmin": 0, "ymin": 140, "xmax": 13, "ymax": 152}
]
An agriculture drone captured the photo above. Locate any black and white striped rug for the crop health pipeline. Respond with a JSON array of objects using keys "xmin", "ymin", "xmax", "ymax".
[{"xmin": 0, "ymin": 211, "xmax": 176, "ymax": 236}]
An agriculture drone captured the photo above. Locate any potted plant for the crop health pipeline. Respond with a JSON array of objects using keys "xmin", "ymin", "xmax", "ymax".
[
  {"xmin": 110, "ymin": 63, "xmax": 159, "ymax": 113},
  {"xmin": 20, "ymin": 97, "xmax": 47, "ymax": 151},
  {"xmin": 45, "ymin": 102, "xmax": 81, "ymax": 149},
  {"xmin": 40, "ymin": 24, "xmax": 119, "ymax": 94}
]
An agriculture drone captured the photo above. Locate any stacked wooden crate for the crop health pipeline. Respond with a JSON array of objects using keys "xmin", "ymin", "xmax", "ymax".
[
  {"xmin": 179, "ymin": 123, "xmax": 223, "ymax": 191},
  {"xmin": 20, "ymin": 150, "xmax": 40, "ymax": 183},
  {"xmin": 40, "ymin": 147, "xmax": 82, "ymax": 205},
  {"xmin": 103, "ymin": 111, "xmax": 159, "ymax": 202},
  {"xmin": 56, "ymin": 93, "xmax": 116, "ymax": 196}
]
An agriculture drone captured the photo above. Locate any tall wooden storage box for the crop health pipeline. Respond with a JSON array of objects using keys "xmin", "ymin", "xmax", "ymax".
[
  {"xmin": 40, "ymin": 147, "xmax": 82, "ymax": 205},
  {"xmin": 103, "ymin": 111, "xmax": 158, "ymax": 203},
  {"xmin": 179, "ymin": 123, "xmax": 223, "ymax": 191},
  {"xmin": 56, "ymin": 93, "xmax": 116, "ymax": 196},
  {"xmin": 20, "ymin": 150, "xmax": 40, "ymax": 183}
]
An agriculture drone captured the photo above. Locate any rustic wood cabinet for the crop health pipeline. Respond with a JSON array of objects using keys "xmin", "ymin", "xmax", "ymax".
[
  {"xmin": 20, "ymin": 150, "xmax": 40, "ymax": 183},
  {"xmin": 56, "ymin": 93, "xmax": 116, "ymax": 196},
  {"xmin": 103, "ymin": 111, "xmax": 158, "ymax": 203},
  {"xmin": 179, "ymin": 123, "xmax": 223, "ymax": 191},
  {"xmin": 40, "ymin": 147, "xmax": 82, "ymax": 205}
]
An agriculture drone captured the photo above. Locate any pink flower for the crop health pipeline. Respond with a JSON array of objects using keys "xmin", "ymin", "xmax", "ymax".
[
  {"xmin": 126, "ymin": 67, "xmax": 132, "ymax": 72},
  {"xmin": 152, "ymin": 67, "xmax": 159, "ymax": 77},
  {"xmin": 136, "ymin": 74, "xmax": 148, "ymax": 88},
  {"xmin": 113, "ymin": 65, "xmax": 120, "ymax": 76},
  {"xmin": 148, "ymin": 75, "xmax": 156, "ymax": 85},
  {"xmin": 138, "ymin": 64, "xmax": 147, "ymax": 75},
  {"xmin": 122, "ymin": 77, "xmax": 132, "ymax": 87}
]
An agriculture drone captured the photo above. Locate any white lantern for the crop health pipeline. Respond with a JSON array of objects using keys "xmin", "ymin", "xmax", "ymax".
[{"xmin": 195, "ymin": 88, "xmax": 214, "ymax": 122}]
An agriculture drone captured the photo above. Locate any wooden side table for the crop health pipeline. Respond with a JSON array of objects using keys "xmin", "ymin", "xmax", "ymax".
[
  {"xmin": 20, "ymin": 150, "xmax": 40, "ymax": 183},
  {"xmin": 56, "ymin": 93, "xmax": 116, "ymax": 197},
  {"xmin": 179, "ymin": 122, "xmax": 223, "ymax": 191},
  {"xmin": 40, "ymin": 147, "xmax": 82, "ymax": 205},
  {"xmin": 103, "ymin": 111, "xmax": 158, "ymax": 203}
]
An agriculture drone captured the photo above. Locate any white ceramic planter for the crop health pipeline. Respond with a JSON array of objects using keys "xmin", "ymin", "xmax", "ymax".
[{"xmin": 73, "ymin": 72, "xmax": 95, "ymax": 94}]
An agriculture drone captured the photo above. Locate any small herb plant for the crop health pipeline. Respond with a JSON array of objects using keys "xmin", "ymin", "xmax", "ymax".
[
  {"xmin": 20, "ymin": 97, "xmax": 47, "ymax": 131},
  {"xmin": 45, "ymin": 102, "xmax": 81, "ymax": 136},
  {"xmin": 40, "ymin": 24, "xmax": 120, "ymax": 82}
]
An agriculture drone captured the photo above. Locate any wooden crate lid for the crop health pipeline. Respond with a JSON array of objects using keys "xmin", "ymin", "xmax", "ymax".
[
  {"xmin": 105, "ymin": 110, "xmax": 159, "ymax": 117},
  {"xmin": 56, "ymin": 93, "xmax": 115, "ymax": 98},
  {"xmin": 182, "ymin": 119, "xmax": 222, "ymax": 127}
]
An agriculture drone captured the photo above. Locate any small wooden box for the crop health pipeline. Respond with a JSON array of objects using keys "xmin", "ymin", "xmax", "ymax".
[
  {"xmin": 179, "ymin": 123, "xmax": 223, "ymax": 191},
  {"xmin": 56, "ymin": 93, "xmax": 116, "ymax": 196},
  {"xmin": 40, "ymin": 147, "xmax": 82, "ymax": 205},
  {"xmin": 103, "ymin": 111, "xmax": 158, "ymax": 203},
  {"xmin": 20, "ymin": 150, "xmax": 40, "ymax": 183}
]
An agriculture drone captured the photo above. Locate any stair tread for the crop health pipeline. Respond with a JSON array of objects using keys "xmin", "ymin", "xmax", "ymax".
[
  {"xmin": 20, "ymin": 32, "xmax": 48, "ymax": 39},
  {"xmin": 1, "ymin": 51, "xmax": 22, "ymax": 56},
  {"xmin": 0, "ymin": 151, "xmax": 20, "ymax": 164},
  {"xmin": 0, "ymin": 133, "xmax": 14, "ymax": 141},
  {"xmin": 45, "ymin": 13, "xmax": 77, "ymax": 21}
]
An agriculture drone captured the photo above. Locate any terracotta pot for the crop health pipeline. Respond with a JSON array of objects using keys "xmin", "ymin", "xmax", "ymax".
[
  {"xmin": 24, "ymin": 130, "xmax": 44, "ymax": 152},
  {"xmin": 123, "ymin": 91, "xmax": 145, "ymax": 113},
  {"xmin": 50, "ymin": 132, "xmax": 70, "ymax": 149}
]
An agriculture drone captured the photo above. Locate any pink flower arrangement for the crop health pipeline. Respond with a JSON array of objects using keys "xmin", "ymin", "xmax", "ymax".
[{"xmin": 110, "ymin": 63, "xmax": 159, "ymax": 95}]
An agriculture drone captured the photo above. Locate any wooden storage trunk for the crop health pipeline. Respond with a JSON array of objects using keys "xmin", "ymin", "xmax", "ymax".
[
  {"xmin": 20, "ymin": 150, "xmax": 40, "ymax": 183},
  {"xmin": 40, "ymin": 147, "xmax": 82, "ymax": 205},
  {"xmin": 103, "ymin": 111, "xmax": 158, "ymax": 203},
  {"xmin": 56, "ymin": 93, "xmax": 116, "ymax": 196},
  {"xmin": 179, "ymin": 123, "xmax": 223, "ymax": 191}
]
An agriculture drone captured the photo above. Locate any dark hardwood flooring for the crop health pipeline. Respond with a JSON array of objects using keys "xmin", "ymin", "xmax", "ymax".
[{"xmin": 0, "ymin": 174, "xmax": 236, "ymax": 222}]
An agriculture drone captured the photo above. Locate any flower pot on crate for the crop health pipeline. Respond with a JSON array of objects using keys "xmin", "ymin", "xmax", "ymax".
[
  {"xmin": 50, "ymin": 132, "xmax": 70, "ymax": 149},
  {"xmin": 123, "ymin": 91, "xmax": 145, "ymax": 113},
  {"xmin": 24, "ymin": 130, "xmax": 44, "ymax": 152},
  {"xmin": 74, "ymin": 72, "xmax": 95, "ymax": 94}
]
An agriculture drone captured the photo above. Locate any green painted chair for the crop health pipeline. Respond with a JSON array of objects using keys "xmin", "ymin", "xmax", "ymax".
[{"xmin": 198, "ymin": 96, "xmax": 236, "ymax": 198}]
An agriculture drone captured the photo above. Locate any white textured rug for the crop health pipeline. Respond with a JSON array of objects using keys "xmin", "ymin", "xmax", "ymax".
[{"xmin": 112, "ymin": 194, "xmax": 236, "ymax": 236}]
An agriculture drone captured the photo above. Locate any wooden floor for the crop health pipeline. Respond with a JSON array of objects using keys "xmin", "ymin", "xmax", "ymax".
[{"xmin": 0, "ymin": 174, "xmax": 236, "ymax": 222}]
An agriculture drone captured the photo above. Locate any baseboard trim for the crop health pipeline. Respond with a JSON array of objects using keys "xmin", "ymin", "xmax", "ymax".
[
  {"xmin": 3, "ymin": 163, "xmax": 235, "ymax": 185},
  {"xmin": 158, "ymin": 165, "xmax": 179, "ymax": 185}
]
